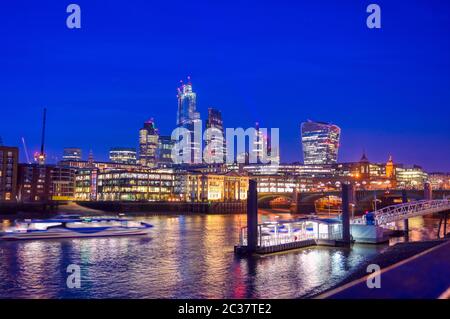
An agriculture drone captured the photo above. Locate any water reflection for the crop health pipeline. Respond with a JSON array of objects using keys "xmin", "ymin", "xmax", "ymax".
[{"xmin": 0, "ymin": 213, "xmax": 441, "ymax": 299}]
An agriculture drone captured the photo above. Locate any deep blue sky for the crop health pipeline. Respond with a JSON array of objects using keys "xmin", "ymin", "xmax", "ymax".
[{"xmin": 1, "ymin": 0, "xmax": 449, "ymax": 171}]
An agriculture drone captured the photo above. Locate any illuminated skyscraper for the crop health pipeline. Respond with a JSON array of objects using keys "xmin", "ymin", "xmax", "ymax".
[
  {"xmin": 176, "ymin": 77, "xmax": 201, "ymax": 164},
  {"xmin": 139, "ymin": 119, "xmax": 159, "ymax": 167},
  {"xmin": 301, "ymin": 120, "xmax": 340, "ymax": 165},
  {"xmin": 252, "ymin": 122, "xmax": 279, "ymax": 165},
  {"xmin": 157, "ymin": 135, "xmax": 174, "ymax": 166},
  {"xmin": 205, "ymin": 108, "xmax": 226, "ymax": 163}
]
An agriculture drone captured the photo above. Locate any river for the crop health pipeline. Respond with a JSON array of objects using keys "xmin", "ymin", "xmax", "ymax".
[{"xmin": 0, "ymin": 210, "xmax": 442, "ymax": 298}]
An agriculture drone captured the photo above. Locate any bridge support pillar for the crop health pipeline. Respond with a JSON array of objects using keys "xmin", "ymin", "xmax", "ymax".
[
  {"xmin": 444, "ymin": 213, "xmax": 448, "ymax": 238},
  {"xmin": 424, "ymin": 182, "xmax": 432, "ymax": 200},
  {"xmin": 403, "ymin": 219, "xmax": 409, "ymax": 236},
  {"xmin": 247, "ymin": 180, "xmax": 258, "ymax": 253},
  {"xmin": 341, "ymin": 184, "xmax": 352, "ymax": 244},
  {"xmin": 402, "ymin": 190, "xmax": 409, "ymax": 238}
]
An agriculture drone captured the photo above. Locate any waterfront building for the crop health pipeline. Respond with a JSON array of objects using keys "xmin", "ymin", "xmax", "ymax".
[
  {"xmin": 0, "ymin": 146, "xmax": 18, "ymax": 202},
  {"xmin": 50, "ymin": 166, "xmax": 76, "ymax": 200},
  {"xmin": 204, "ymin": 107, "xmax": 226, "ymax": 164},
  {"xmin": 177, "ymin": 77, "xmax": 201, "ymax": 164},
  {"xmin": 255, "ymin": 175, "xmax": 298, "ymax": 193},
  {"xmin": 157, "ymin": 135, "xmax": 174, "ymax": 166},
  {"xmin": 301, "ymin": 120, "xmax": 340, "ymax": 165},
  {"xmin": 428, "ymin": 173, "xmax": 450, "ymax": 190},
  {"xmin": 59, "ymin": 159, "xmax": 139, "ymax": 170},
  {"xmin": 74, "ymin": 168, "xmax": 99, "ymax": 201},
  {"xmin": 62, "ymin": 148, "xmax": 82, "ymax": 161},
  {"xmin": 185, "ymin": 171, "xmax": 249, "ymax": 202},
  {"xmin": 243, "ymin": 163, "xmax": 333, "ymax": 177},
  {"xmin": 96, "ymin": 169, "xmax": 179, "ymax": 201},
  {"xmin": 109, "ymin": 147, "xmax": 137, "ymax": 164},
  {"xmin": 17, "ymin": 164, "xmax": 76, "ymax": 202},
  {"xmin": 139, "ymin": 119, "xmax": 159, "ymax": 167},
  {"xmin": 396, "ymin": 165, "xmax": 428, "ymax": 189}
]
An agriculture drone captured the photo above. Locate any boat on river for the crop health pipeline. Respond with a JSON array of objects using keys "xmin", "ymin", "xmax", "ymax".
[{"xmin": 0, "ymin": 215, "xmax": 153, "ymax": 240}]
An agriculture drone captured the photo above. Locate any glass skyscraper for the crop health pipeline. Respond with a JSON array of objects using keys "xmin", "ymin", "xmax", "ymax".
[
  {"xmin": 176, "ymin": 77, "xmax": 201, "ymax": 164},
  {"xmin": 205, "ymin": 107, "xmax": 226, "ymax": 163},
  {"xmin": 301, "ymin": 120, "xmax": 341, "ymax": 165},
  {"xmin": 139, "ymin": 119, "xmax": 159, "ymax": 167}
]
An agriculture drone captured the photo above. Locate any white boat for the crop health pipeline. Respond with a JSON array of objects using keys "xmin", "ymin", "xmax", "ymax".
[{"xmin": 0, "ymin": 215, "xmax": 153, "ymax": 240}]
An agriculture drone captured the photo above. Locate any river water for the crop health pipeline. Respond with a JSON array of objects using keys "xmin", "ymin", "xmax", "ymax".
[{"xmin": 0, "ymin": 210, "xmax": 442, "ymax": 299}]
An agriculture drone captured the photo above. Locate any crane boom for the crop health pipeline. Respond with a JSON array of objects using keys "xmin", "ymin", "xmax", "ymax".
[{"xmin": 21, "ymin": 137, "xmax": 31, "ymax": 164}]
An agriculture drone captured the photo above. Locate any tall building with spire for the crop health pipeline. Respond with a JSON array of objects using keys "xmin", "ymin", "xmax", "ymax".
[
  {"xmin": 176, "ymin": 77, "xmax": 201, "ymax": 164},
  {"xmin": 139, "ymin": 119, "xmax": 159, "ymax": 167},
  {"xmin": 386, "ymin": 155, "xmax": 395, "ymax": 179}
]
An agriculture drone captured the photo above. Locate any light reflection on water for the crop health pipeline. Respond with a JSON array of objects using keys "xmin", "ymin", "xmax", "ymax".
[{"xmin": 0, "ymin": 213, "xmax": 441, "ymax": 299}]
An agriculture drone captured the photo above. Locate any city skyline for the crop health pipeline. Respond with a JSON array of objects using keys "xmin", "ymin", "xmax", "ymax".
[{"xmin": 1, "ymin": 1, "xmax": 450, "ymax": 171}]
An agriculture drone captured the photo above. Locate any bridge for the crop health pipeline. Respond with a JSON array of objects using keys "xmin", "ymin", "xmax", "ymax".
[
  {"xmin": 351, "ymin": 199, "xmax": 450, "ymax": 225},
  {"xmin": 258, "ymin": 189, "xmax": 450, "ymax": 214}
]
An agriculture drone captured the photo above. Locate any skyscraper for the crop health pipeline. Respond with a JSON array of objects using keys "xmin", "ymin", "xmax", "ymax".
[
  {"xmin": 204, "ymin": 107, "xmax": 226, "ymax": 163},
  {"xmin": 301, "ymin": 120, "xmax": 341, "ymax": 165},
  {"xmin": 176, "ymin": 77, "xmax": 201, "ymax": 164},
  {"xmin": 157, "ymin": 135, "xmax": 174, "ymax": 166},
  {"xmin": 177, "ymin": 76, "xmax": 199, "ymax": 126},
  {"xmin": 139, "ymin": 119, "xmax": 159, "ymax": 167},
  {"xmin": 63, "ymin": 148, "xmax": 82, "ymax": 161}
]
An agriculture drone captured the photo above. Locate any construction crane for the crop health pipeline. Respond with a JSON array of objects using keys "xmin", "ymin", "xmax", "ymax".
[
  {"xmin": 21, "ymin": 137, "xmax": 31, "ymax": 164},
  {"xmin": 34, "ymin": 107, "xmax": 47, "ymax": 165}
]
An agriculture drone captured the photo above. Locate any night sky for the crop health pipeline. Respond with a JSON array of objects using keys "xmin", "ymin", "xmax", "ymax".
[{"xmin": 1, "ymin": 0, "xmax": 449, "ymax": 171}]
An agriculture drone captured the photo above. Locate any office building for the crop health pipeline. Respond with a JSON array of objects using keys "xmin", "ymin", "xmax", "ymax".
[
  {"xmin": 139, "ymin": 119, "xmax": 159, "ymax": 167},
  {"xmin": 63, "ymin": 148, "xmax": 82, "ymax": 161},
  {"xmin": 109, "ymin": 147, "xmax": 137, "ymax": 164},
  {"xmin": 0, "ymin": 146, "xmax": 18, "ymax": 202},
  {"xmin": 204, "ymin": 107, "xmax": 226, "ymax": 164},
  {"xmin": 157, "ymin": 135, "xmax": 174, "ymax": 166},
  {"xmin": 301, "ymin": 120, "xmax": 341, "ymax": 165},
  {"xmin": 176, "ymin": 77, "xmax": 201, "ymax": 164}
]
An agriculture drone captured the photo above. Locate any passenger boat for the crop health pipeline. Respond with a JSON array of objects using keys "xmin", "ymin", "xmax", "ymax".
[{"xmin": 0, "ymin": 215, "xmax": 153, "ymax": 240}]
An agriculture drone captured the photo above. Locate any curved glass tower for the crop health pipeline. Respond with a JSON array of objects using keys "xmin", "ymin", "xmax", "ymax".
[{"xmin": 301, "ymin": 120, "xmax": 341, "ymax": 165}]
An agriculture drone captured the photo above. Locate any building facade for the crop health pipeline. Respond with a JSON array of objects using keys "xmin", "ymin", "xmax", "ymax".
[
  {"xmin": 139, "ymin": 119, "xmax": 159, "ymax": 167},
  {"xmin": 109, "ymin": 147, "xmax": 137, "ymax": 164},
  {"xmin": 301, "ymin": 120, "xmax": 341, "ymax": 165},
  {"xmin": 185, "ymin": 171, "xmax": 249, "ymax": 202},
  {"xmin": 0, "ymin": 146, "xmax": 18, "ymax": 202},
  {"xmin": 17, "ymin": 164, "xmax": 76, "ymax": 202},
  {"xmin": 96, "ymin": 169, "xmax": 179, "ymax": 201},
  {"xmin": 62, "ymin": 148, "xmax": 82, "ymax": 161},
  {"xmin": 176, "ymin": 78, "xmax": 201, "ymax": 164},
  {"xmin": 157, "ymin": 135, "xmax": 174, "ymax": 166},
  {"xmin": 204, "ymin": 107, "xmax": 226, "ymax": 164}
]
